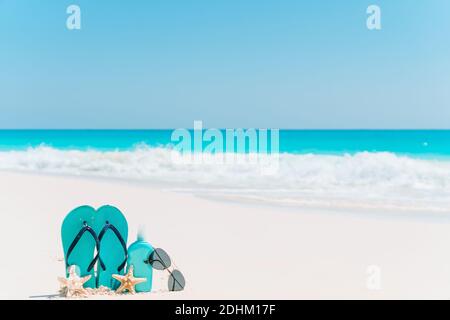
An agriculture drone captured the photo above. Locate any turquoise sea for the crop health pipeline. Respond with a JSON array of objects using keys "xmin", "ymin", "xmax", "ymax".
[
  {"xmin": 0, "ymin": 130, "xmax": 449, "ymax": 211},
  {"xmin": 0, "ymin": 130, "xmax": 449, "ymax": 157}
]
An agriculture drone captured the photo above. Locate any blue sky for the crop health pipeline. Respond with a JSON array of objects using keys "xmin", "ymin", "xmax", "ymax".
[{"xmin": 0, "ymin": 0, "xmax": 449, "ymax": 129}]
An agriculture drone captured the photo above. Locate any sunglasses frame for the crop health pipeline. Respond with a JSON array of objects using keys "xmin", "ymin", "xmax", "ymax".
[{"xmin": 144, "ymin": 248, "xmax": 185, "ymax": 291}]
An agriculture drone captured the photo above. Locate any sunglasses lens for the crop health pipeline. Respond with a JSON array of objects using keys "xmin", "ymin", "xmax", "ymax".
[
  {"xmin": 168, "ymin": 270, "xmax": 185, "ymax": 291},
  {"xmin": 148, "ymin": 248, "xmax": 171, "ymax": 270}
]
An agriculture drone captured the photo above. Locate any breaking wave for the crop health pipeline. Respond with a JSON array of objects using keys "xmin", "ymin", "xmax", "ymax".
[{"xmin": 1, "ymin": 145, "xmax": 450, "ymax": 212}]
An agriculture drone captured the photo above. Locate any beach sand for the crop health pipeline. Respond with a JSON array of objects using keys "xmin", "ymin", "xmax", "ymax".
[{"xmin": 1, "ymin": 171, "xmax": 450, "ymax": 299}]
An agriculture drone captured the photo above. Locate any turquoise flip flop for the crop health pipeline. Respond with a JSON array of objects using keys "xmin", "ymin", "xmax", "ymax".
[
  {"xmin": 95, "ymin": 205, "xmax": 128, "ymax": 289},
  {"xmin": 61, "ymin": 206, "xmax": 100, "ymax": 288},
  {"xmin": 127, "ymin": 237, "xmax": 155, "ymax": 292}
]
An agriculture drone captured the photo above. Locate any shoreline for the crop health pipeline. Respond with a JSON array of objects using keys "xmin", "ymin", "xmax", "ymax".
[{"xmin": 2, "ymin": 169, "xmax": 450, "ymax": 216}]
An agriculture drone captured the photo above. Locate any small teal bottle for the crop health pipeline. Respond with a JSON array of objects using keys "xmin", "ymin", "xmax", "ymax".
[{"xmin": 127, "ymin": 233, "xmax": 155, "ymax": 292}]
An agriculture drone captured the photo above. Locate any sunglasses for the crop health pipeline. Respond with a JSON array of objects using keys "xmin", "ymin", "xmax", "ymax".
[{"xmin": 144, "ymin": 248, "xmax": 185, "ymax": 292}]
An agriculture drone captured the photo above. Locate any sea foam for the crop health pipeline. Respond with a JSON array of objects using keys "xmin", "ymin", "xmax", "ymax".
[{"xmin": 1, "ymin": 145, "xmax": 450, "ymax": 212}]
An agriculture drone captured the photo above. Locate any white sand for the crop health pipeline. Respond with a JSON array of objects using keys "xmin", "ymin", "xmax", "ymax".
[{"xmin": 1, "ymin": 171, "xmax": 450, "ymax": 299}]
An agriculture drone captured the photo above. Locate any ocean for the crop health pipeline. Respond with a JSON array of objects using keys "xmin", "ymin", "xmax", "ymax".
[
  {"xmin": 0, "ymin": 130, "xmax": 449, "ymax": 212},
  {"xmin": 1, "ymin": 130, "xmax": 450, "ymax": 156}
]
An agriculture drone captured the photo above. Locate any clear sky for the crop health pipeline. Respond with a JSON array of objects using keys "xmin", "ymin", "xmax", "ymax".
[{"xmin": 0, "ymin": 0, "xmax": 449, "ymax": 129}]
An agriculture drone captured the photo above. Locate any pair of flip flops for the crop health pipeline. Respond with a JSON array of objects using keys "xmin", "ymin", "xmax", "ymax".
[{"xmin": 61, "ymin": 205, "xmax": 128, "ymax": 289}]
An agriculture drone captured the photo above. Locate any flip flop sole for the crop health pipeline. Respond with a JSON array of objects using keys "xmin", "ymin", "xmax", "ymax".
[
  {"xmin": 127, "ymin": 240, "xmax": 154, "ymax": 292},
  {"xmin": 95, "ymin": 205, "xmax": 128, "ymax": 289},
  {"xmin": 61, "ymin": 206, "xmax": 97, "ymax": 288}
]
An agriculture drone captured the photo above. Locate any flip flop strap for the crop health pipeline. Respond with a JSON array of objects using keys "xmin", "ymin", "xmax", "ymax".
[
  {"xmin": 98, "ymin": 222, "xmax": 128, "ymax": 272},
  {"xmin": 66, "ymin": 222, "xmax": 105, "ymax": 272}
]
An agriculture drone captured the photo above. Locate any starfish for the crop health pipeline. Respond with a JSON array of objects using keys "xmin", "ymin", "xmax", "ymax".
[
  {"xmin": 112, "ymin": 265, "xmax": 146, "ymax": 294},
  {"xmin": 58, "ymin": 265, "xmax": 91, "ymax": 298}
]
